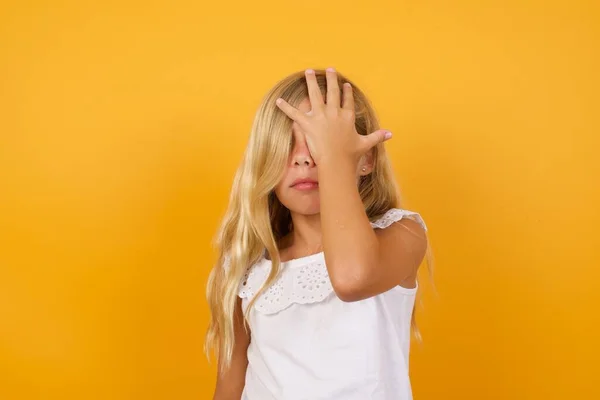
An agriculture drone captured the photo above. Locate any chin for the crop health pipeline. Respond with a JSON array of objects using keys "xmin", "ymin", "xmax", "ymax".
[{"xmin": 286, "ymin": 201, "xmax": 321, "ymax": 216}]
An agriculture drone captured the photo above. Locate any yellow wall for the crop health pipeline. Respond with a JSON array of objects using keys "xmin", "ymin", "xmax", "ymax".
[{"xmin": 1, "ymin": 1, "xmax": 598, "ymax": 399}]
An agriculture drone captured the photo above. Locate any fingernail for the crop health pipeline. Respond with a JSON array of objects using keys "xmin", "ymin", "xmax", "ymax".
[
  {"xmin": 384, "ymin": 131, "xmax": 393, "ymax": 139},
  {"xmin": 276, "ymin": 98, "xmax": 283, "ymax": 105},
  {"xmin": 306, "ymin": 69, "xmax": 315, "ymax": 74},
  {"xmin": 326, "ymin": 67, "xmax": 335, "ymax": 72}
]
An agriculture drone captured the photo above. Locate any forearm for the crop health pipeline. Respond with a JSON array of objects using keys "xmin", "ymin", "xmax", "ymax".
[{"xmin": 318, "ymin": 157, "xmax": 379, "ymax": 295}]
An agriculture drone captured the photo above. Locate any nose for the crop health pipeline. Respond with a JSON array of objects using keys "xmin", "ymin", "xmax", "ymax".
[{"xmin": 292, "ymin": 135, "xmax": 315, "ymax": 167}]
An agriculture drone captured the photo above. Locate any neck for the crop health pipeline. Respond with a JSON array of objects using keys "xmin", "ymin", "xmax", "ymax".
[{"xmin": 280, "ymin": 211, "xmax": 323, "ymax": 256}]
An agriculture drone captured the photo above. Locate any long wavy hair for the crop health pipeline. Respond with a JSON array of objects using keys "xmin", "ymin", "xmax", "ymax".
[{"xmin": 205, "ymin": 68, "xmax": 433, "ymax": 371}]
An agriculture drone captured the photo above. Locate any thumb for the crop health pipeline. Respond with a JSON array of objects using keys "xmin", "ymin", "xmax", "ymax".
[{"xmin": 361, "ymin": 129, "xmax": 392, "ymax": 151}]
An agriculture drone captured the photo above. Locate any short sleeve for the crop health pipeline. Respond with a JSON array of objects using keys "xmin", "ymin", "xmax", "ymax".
[{"xmin": 370, "ymin": 208, "xmax": 427, "ymax": 231}]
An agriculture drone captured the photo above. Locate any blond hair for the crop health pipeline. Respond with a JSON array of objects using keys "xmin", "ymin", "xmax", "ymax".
[{"xmin": 205, "ymin": 69, "xmax": 432, "ymax": 371}]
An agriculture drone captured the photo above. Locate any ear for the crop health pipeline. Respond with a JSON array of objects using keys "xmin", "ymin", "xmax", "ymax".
[{"xmin": 357, "ymin": 149, "xmax": 375, "ymax": 176}]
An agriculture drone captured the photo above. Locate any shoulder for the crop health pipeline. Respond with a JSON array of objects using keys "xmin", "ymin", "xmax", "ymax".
[{"xmin": 372, "ymin": 208, "xmax": 429, "ymax": 285}]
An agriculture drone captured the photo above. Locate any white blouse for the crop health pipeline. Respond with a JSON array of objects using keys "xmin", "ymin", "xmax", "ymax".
[{"xmin": 237, "ymin": 208, "xmax": 427, "ymax": 400}]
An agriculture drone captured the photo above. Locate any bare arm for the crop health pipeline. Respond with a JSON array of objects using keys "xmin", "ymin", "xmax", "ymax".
[
  {"xmin": 213, "ymin": 297, "xmax": 250, "ymax": 400},
  {"xmin": 318, "ymin": 158, "xmax": 428, "ymax": 302}
]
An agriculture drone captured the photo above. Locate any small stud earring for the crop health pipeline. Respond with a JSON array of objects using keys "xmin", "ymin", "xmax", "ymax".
[{"xmin": 361, "ymin": 167, "xmax": 367, "ymax": 172}]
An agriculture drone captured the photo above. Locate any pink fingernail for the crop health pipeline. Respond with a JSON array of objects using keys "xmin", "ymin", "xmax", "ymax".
[
  {"xmin": 385, "ymin": 131, "xmax": 393, "ymax": 139},
  {"xmin": 326, "ymin": 67, "xmax": 335, "ymax": 72},
  {"xmin": 306, "ymin": 69, "xmax": 315, "ymax": 74}
]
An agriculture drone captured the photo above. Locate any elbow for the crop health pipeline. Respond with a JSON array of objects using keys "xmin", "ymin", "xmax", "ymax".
[
  {"xmin": 329, "ymin": 266, "xmax": 372, "ymax": 303},
  {"xmin": 334, "ymin": 287, "xmax": 364, "ymax": 303}
]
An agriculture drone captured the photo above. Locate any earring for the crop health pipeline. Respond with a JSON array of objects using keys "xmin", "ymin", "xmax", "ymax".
[{"xmin": 361, "ymin": 167, "xmax": 367, "ymax": 172}]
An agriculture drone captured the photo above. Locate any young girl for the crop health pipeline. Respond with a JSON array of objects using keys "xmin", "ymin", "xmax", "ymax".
[{"xmin": 206, "ymin": 68, "xmax": 430, "ymax": 400}]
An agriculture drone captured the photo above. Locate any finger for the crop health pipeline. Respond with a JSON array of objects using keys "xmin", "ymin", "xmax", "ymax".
[
  {"xmin": 325, "ymin": 67, "xmax": 340, "ymax": 108},
  {"xmin": 360, "ymin": 129, "xmax": 393, "ymax": 151},
  {"xmin": 305, "ymin": 69, "xmax": 324, "ymax": 109},
  {"xmin": 342, "ymin": 82, "xmax": 355, "ymax": 111},
  {"xmin": 276, "ymin": 98, "xmax": 306, "ymax": 122}
]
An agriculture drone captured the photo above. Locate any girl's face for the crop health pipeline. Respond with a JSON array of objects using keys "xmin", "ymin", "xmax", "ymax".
[
  {"xmin": 274, "ymin": 98, "xmax": 320, "ymax": 216},
  {"xmin": 273, "ymin": 97, "xmax": 370, "ymax": 216}
]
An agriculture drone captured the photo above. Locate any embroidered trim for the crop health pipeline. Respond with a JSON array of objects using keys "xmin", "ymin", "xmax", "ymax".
[
  {"xmin": 369, "ymin": 208, "xmax": 428, "ymax": 231},
  {"xmin": 238, "ymin": 257, "xmax": 334, "ymax": 314}
]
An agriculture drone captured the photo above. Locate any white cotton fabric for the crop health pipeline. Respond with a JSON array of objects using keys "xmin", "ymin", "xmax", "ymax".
[{"xmin": 239, "ymin": 208, "xmax": 427, "ymax": 400}]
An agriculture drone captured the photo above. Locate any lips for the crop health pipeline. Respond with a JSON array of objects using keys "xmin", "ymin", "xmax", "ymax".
[{"xmin": 291, "ymin": 178, "xmax": 319, "ymax": 189}]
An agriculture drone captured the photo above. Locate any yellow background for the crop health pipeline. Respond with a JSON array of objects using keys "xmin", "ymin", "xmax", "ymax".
[{"xmin": 1, "ymin": 1, "xmax": 598, "ymax": 399}]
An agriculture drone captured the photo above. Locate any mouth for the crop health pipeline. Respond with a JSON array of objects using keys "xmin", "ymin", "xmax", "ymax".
[{"xmin": 291, "ymin": 179, "xmax": 319, "ymax": 190}]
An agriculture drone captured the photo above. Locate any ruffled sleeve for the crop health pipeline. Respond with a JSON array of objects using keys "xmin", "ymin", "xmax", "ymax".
[{"xmin": 369, "ymin": 208, "xmax": 427, "ymax": 231}]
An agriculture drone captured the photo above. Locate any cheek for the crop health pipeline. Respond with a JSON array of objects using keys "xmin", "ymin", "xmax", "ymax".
[
  {"xmin": 277, "ymin": 166, "xmax": 294, "ymax": 187},
  {"xmin": 274, "ymin": 185, "xmax": 284, "ymax": 201},
  {"xmin": 273, "ymin": 174, "xmax": 289, "ymax": 199}
]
